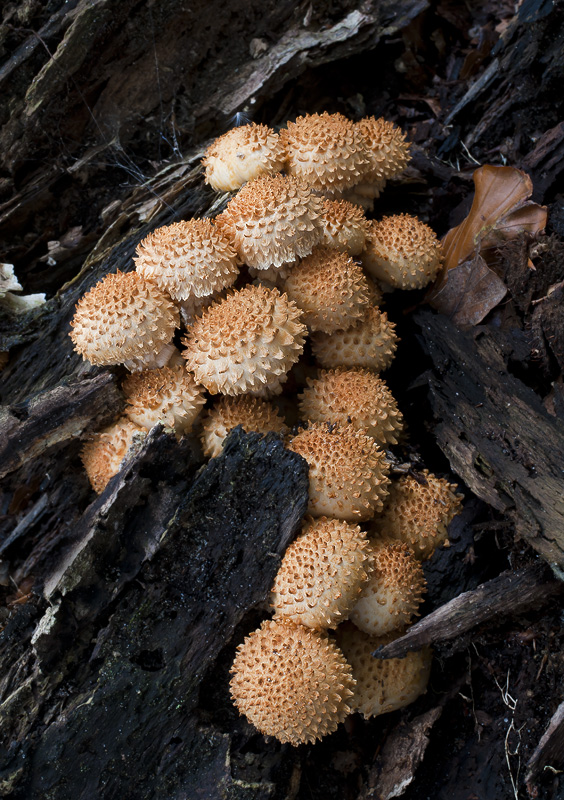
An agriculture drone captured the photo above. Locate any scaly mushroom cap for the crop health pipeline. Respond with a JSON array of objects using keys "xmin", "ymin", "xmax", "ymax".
[
  {"xmin": 311, "ymin": 304, "xmax": 397, "ymax": 373},
  {"xmin": 320, "ymin": 198, "xmax": 368, "ymax": 255},
  {"xmin": 70, "ymin": 270, "xmax": 179, "ymax": 370},
  {"xmin": 371, "ymin": 471, "xmax": 463, "ymax": 560},
  {"xmin": 122, "ymin": 364, "xmax": 206, "ymax": 435},
  {"xmin": 134, "ymin": 219, "xmax": 240, "ymax": 301},
  {"xmin": 81, "ymin": 417, "xmax": 145, "ymax": 494},
  {"xmin": 287, "ymin": 423, "xmax": 390, "ymax": 521},
  {"xmin": 280, "ymin": 112, "xmax": 368, "ymax": 194},
  {"xmin": 201, "ymin": 395, "xmax": 287, "ymax": 458},
  {"xmin": 355, "ymin": 116, "xmax": 411, "ymax": 184},
  {"xmin": 362, "ymin": 215, "xmax": 443, "ymax": 290},
  {"xmin": 230, "ymin": 618, "xmax": 355, "ymax": 745},
  {"xmin": 203, "ymin": 123, "xmax": 285, "ymax": 192},
  {"xmin": 284, "ymin": 247, "xmax": 369, "ymax": 334},
  {"xmin": 350, "ymin": 541, "xmax": 426, "ymax": 636},
  {"xmin": 182, "ymin": 284, "xmax": 307, "ymax": 396},
  {"xmin": 271, "ymin": 517, "xmax": 372, "ymax": 629},
  {"xmin": 215, "ymin": 174, "xmax": 324, "ymax": 269},
  {"xmin": 298, "ymin": 368, "xmax": 403, "ymax": 447},
  {"xmin": 336, "ymin": 622, "xmax": 432, "ymax": 718}
]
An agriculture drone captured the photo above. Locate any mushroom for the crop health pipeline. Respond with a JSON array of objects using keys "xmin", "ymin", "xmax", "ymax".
[
  {"xmin": 202, "ymin": 123, "xmax": 285, "ymax": 192},
  {"xmin": 347, "ymin": 116, "xmax": 411, "ymax": 206},
  {"xmin": 134, "ymin": 219, "xmax": 240, "ymax": 301},
  {"xmin": 298, "ymin": 367, "xmax": 404, "ymax": 447},
  {"xmin": 336, "ymin": 622, "xmax": 432, "ymax": 718},
  {"xmin": 349, "ymin": 540, "xmax": 426, "ymax": 636},
  {"xmin": 69, "ymin": 270, "xmax": 179, "ymax": 371},
  {"xmin": 320, "ymin": 198, "xmax": 368, "ymax": 255},
  {"xmin": 215, "ymin": 174, "xmax": 324, "ymax": 270},
  {"xmin": 81, "ymin": 417, "xmax": 145, "ymax": 494},
  {"xmin": 362, "ymin": 214, "xmax": 443, "ymax": 290},
  {"xmin": 122, "ymin": 364, "xmax": 206, "ymax": 436},
  {"xmin": 200, "ymin": 395, "xmax": 287, "ymax": 458},
  {"xmin": 283, "ymin": 247, "xmax": 370, "ymax": 334},
  {"xmin": 280, "ymin": 111, "xmax": 368, "ymax": 194},
  {"xmin": 370, "ymin": 470, "xmax": 463, "ymax": 560},
  {"xmin": 271, "ymin": 516, "xmax": 372, "ymax": 629},
  {"xmin": 181, "ymin": 284, "xmax": 307, "ymax": 396},
  {"xmin": 230, "ymin": 618, "xmax": 355, "ymax": 745},
  {"xmin": 286, "ymin": 422, "xmax": 390, "ymax": 521}
]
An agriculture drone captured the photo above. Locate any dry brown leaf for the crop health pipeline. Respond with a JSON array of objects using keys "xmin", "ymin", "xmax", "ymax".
[{"xmin": 429, "ymin": 254, "xmax": 507, "ymax": 327}]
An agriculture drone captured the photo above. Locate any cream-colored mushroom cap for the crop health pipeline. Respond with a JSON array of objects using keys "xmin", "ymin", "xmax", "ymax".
[
  {"xmin": 70, "ymin": 270, "xmax": 179, "ymax": 370},
  {"xmin": 356, "ymin": 116, "xmax": 411, "ymax": 184},
  {"xmin": 182, "ymin": 284, "xmax": 306, "ymax": 396},
  {"xmin": 280, "ymin": 112, "xmax": 368, "ymax": 194},
  {"xmin": 320, "ymin": 198, "xmax": 368, "ymax": 255},
  {"xmin": 215, "ymin": 174, "xmax": 324, "ymax": 270},
  {"xmin": 203, "ymin": 123, "xmax": 285, "ymax": 192},
  {"xmin": 298, "ymin": 368, "xmax": 403, "ymax": 447},
  {"xmin": 371, "ymin": 471, "xmax": 463, "ymax": 560},
  {"xmin": 284, "ymin": 247, "xmax": 369, "ymax": 334},
  {"xmin": 336, "ymin": 622, "xmax": 432, "ymax": 718},
  {"xmin": 362, "ymin": 215, "xmax": 443, "ymax": 290},
  {"xmin": 230, "ymin": 618, "xmax": 355, "ymax": 745},
  {"xmin": 271, "ymin": 517, "xmax": 372, "ymax": 629},
  {"xmin": 81, "ymin": 417, "xmax": 145, "ymax": 494},
  {"xmin": 287, "ymin": 423, "xmax": 390, "ymax": 521},
  {"xmin": 122, "ymin": 364, "xmax": 206, "ymax": 436},
  {"xmin": 350, "ymin": 541, "xmax": 426, "ymax": 636},
  {"xmin": 311, "ymin": 304, "xmax": 397, "ymax": 373},
  {"xmin": 201, "ymin": 395, "xmax": 287, "ymax": 458},
  {"xmin": 134, "ymin": 219, "xmax": 240, "ymax": 301}
]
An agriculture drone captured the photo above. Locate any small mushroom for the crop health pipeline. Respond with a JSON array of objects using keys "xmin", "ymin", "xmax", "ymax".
[
  {"xmin": 202, "ymin": 123, "xmax": 285, "ymax": 192},
  {"xmin": 200, "ymin": 395, "xmax": 287, "ymax": 458},
  {"xmin": 81, "ymin": 417, "xmax": 145, "ymax": 494},
  {"xmin": 287, "ymin": 422, "xmax": 390, "ymax": 521},
  {"xmin": 271, "ymin": 516, "xmax": 372, "ymax": 629},
  {"xmin": 353, "ymin": 116, "xmax": 411, "ymax": 199},
  {"xmin": 230, "ymin": 618, "xmax": 355, "ymax": 745},
  {"xmin": 320, "ymin": 198, "xmax": 368, "ymax": 255}
]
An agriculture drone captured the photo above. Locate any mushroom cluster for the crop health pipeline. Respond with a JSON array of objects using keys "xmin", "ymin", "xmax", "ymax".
[{"xmin": 69, "ymin": 111, "xmax": 461, "ymax": 745}]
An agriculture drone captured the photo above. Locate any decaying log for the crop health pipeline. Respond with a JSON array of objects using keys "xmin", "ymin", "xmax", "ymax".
[{"xmin": 526, "ymin": 701, "xmax": 564, "ymax": 794}]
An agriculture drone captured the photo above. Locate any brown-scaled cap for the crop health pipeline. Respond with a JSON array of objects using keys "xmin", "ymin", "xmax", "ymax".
[
  {"xmin": 81, "ymin": 417, "xmax": 145, "ymax": 494},
  {"xmin": 200, "ymin": 395, "xmax": 287, "ymax": 458},
  {"xmin": 280, "ymin": 112, "xmax": 368, "ymax": 194},
  {"xmin": 69, "ymin": 270, "xmax": 179, "ymax": 370},
  {"xmin": 203, "ymin": 123, "xmax": 285, "ymax": 192},
  {"xmin": 134, "ymin": 219, "xmax": 240, "ymax": 301},
  {"xmin": 349, "ymin": 541, "xmax": 426, "ymax": 636},
  {"xmin": 320, "ymin": 198, "xmax": 368, "ymax": 255},
  {"xmin": 362, "ymin": 215, "xmax": 443, "ymax": 290},
  {"xmin": 287, "ymin": 422, "xmax": 390, "ymax": 521},
  {"xmin": 284, "ymin": 247, "xmax": 369, "ymax": 334},
  {"xmin": 215, "ymin": 174, "xmax": 324, "ymax": 270},
  {"xmin": 298, "ymin": 368, "xmax": 403, "ymax": 447},
  {"xmin": 371, "ymin": 470, "xmax": 463, "ymax": 560},
  {"xmin": 355, "ymin": 116, "xmax": 411, "ymax": 184},
  {"xmin": 182, "ymin": 284, "xmax": 306, "ymax": 396},
  {"xmin": 271, "ymin": 516, "xmax": 372, "ymax": 629},
  {"xmin": 122, "ymin": 364, "xmax": 206, "ymax": 436},
  {"xmin": 336, "ymin": 622, "xmax": 432, "ymax": 718},
  {"xmin": 230, "ymin": 618, "xmax": 355, "ymax": 745}
]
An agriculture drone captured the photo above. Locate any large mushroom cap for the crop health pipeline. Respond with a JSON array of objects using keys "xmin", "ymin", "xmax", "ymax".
[
  {"xmin": 81, "ymin": 417, "xmax": 145, "ymax": 494},
  {"xmin": 320, "ymin": 198, "xmax": 368, "ymax": 255},
  {"xmin": 298, "ymin": 367, "xmax": 403, "ymax": 446},
  {"xmin": 134, "ymin": 219, "xmax": 240, "ymax": 301},
  {"xmin": 230, "ymin": 618, "xmax": 355, "ymax": 745},
  {"xmin": 215, "ymin": 174, "xmax": 324, "ymax": 270},
  {"xmin": 200, "ymin": 395, "xmax": 287, "ymax": 458},
  {"xmin": 182, "ymin": 284, "xmax": 307, "ymax": 396},
  {"xmin": 287, "ymin": 423, "xmax": 390, "ymax": 521},
  {"xmin": 203, "ymin": 123, "xmax": 285, "ymax": 192},
  {"xmin": 362, "ymin": 214, "xmax": 443, "ymax": 290},
  {"xmin": 336, "ymin": 622, "xmax": 432, "ymax": 718},
  {"xmin": 122, "ymin": 364, "xmax": 206, "ymax": 436},
  {"xmin": 284, "ymin": 247, "xmax": 369, "ymax": 334},
  {"xmin": 350, "ymin": 541, "xmax": 426, "ymax": 636},
  {"xmin": 70, "ymin": 270, "xmax": 179, "ymax": 370},
  {"xmin": 355, "ymin": 116, "xmax": 411, "ymax": 184},
  {"xmin": 371, "ymin": 470, "xmax": 463, "ymax": 560},
  {"xmin": 271, "ymin": 516, "xmax": 372, "ymax": 629},
  {"xmin": 280, "ymin": 112, "xmax": 368, "ymax": 194}
]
